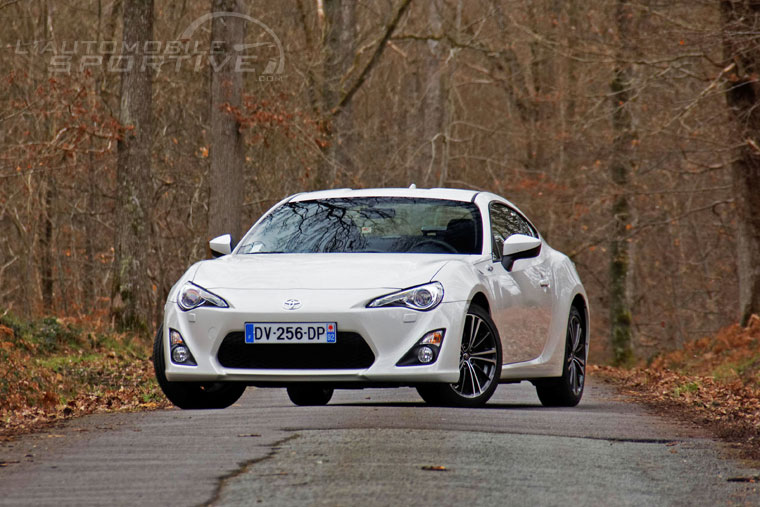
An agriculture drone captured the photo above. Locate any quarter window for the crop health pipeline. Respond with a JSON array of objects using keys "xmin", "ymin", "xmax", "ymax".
[{"xmin": 489, "ymin": 202, "xmax": 538, "ymax": 258}]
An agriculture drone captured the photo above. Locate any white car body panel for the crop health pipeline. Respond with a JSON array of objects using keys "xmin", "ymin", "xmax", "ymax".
[
  {"xmin": 191, "ymin": 255, "xmax": 450, "ymax": 291},
  {"xmin": 161, "ymin": 188, "xmax": 589, "ymax": 388}
]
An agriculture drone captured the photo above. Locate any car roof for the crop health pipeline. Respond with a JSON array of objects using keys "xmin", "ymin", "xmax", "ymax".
[{"xmin": 288, "ymin": 187, "xmax": 483, "ymax": 203}]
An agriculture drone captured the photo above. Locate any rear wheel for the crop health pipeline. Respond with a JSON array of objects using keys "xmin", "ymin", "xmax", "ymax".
[
  {"xmin": 153, "ymin": 328, "xmax": 246, "ymax": 409},
  {"xmin": 286, "ymin": 385, "xmax": 334, "ymax": 406},
  {"xmin": 417, "ymin": 304, "xmax": 502, "ymax": 407},
  {"xmin": 535, "ymin": 306, "xmax": 586, "ymax": 407}
]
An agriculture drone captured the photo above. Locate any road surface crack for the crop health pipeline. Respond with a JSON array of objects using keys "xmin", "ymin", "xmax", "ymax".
[
  {"xmin": 588, "ymin": 436, "xmax": 681, "ymax": 445},
  {"xmin": 200, "ymin": 434, "xmax": 299, "ymax": 507}
]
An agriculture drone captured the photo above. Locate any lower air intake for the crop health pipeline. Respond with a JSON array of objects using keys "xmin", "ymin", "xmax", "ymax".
[{"xmin": 217, "ymin": 331, "xmax": 375, "ymax": 369}]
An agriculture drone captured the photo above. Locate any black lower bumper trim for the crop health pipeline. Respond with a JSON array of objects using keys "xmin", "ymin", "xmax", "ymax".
[{"xmin": 217, "ymin": 331, "xmax": 376, "ymax": 369}]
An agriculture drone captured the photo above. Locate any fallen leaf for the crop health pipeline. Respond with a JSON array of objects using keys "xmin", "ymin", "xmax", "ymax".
[{"xmin": 421, "ymin": 465, "xmax": 448, "ymax": 472}]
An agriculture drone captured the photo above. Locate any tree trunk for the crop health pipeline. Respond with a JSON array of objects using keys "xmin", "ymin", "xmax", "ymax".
[
  {"xmin": 609, "ymin": 0, "xmax": 635, "ymax": 365},
  {"xmin": 322, "ymin": 0, "xmax": 356, "ymax": 186},
  {"xmin": 39, "ymin": 1, "xmax": 55, "ymax": 313},
  {"xmin": 208, "ymin": 0, "xmax": 247, "ymax": 242},
  {"xmin": 84, "ymin": 149, "xmax": 95, "ymax": 305},
  {"xmin": 112, "ymin": 0, "xmax": 154, "ymax": 333},
  {"xmin": 40, "ymin": 176, "xmax": 54, "ymax": 311},
  {"xmin": 419, "ymin": 0, "xmax": 447, "ymax": 187},
  {"xmin": 721, "ymin": 0, "xmax": 760, "ymax": 327},
  {"xmin": 88, "ymin": 0, "xmax": 120, "ymax": 309}
]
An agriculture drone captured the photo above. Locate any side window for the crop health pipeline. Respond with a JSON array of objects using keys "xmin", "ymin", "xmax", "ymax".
[{"xmin": 489, "ymin": 202, "xmax": 538, "ymax": 258}]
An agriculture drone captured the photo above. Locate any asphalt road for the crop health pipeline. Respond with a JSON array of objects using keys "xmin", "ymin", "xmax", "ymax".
[{"xmin": 1, "ymin": 379, "xmax": 759, "ymax": 506}]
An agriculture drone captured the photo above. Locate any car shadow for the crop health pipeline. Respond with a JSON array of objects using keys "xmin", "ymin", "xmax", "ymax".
[{"xmin": 328, "ymin": 401, "xmax": 546, "ymax": 410}]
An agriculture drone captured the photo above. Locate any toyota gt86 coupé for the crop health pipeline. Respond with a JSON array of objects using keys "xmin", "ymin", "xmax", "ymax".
[{"xmin": 154, "ymin": 187, "xmax": 589, "ymax": 408}]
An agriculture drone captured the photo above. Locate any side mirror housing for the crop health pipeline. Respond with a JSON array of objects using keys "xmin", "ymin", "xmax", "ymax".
[
  {"xmin": 500, "ymin": 234, "xmax": 542, "ymax": 271},
  {"xmin": 209, "ymin": 234, "xmax": 236, "ymax": 257}
]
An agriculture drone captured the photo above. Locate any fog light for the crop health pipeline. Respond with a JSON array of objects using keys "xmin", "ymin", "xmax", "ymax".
[
  {"xmin": 417, "ymin": 346, "xmax": 435, "ymax": 364},
  {"xmin": 172, "ymin": 345, "xmax": 190, "ymax": 363}
]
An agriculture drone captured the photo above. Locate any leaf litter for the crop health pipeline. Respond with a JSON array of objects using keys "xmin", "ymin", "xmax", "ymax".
[{"xmin": 591, "ymin": 315, "xmax": 760, "ymax": 461}]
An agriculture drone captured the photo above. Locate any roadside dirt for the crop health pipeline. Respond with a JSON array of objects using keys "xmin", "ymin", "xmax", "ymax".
[{"xmin": 590, "ymin": 365, "xmax": 760, "ymax": 464}]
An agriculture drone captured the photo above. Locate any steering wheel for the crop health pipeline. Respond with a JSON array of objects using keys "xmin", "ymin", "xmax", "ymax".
[{"xmin": 408, "ymin": 239, "xmax": 458, "ymax": 253}]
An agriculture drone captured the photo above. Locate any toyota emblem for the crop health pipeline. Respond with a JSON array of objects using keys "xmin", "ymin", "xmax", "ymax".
[{"xmin": 283, "ymin": 298, "xmax": 302, "ymax": 310}]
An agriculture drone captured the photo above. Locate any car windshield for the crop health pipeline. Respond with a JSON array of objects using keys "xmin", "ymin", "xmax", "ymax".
[{"xmin": 236, "ymin": 197, "xmax": 483, "ymax": 254}]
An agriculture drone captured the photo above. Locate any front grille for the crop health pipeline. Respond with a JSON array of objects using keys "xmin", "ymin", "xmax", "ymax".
[{"xmin": 217, "ymin": 331, "xmax": 375, "ymax": 369}]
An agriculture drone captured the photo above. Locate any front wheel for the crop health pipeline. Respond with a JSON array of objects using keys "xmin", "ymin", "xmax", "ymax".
[
  {"xmin": 535, "ymin": 306, "xmax": 587, "ymax": 407},
  {"xmin": 153, "ymin": 328, "xmax": 246, "ymax": 409},
  {"xmin": 417, "ymin": 304, "xmax": 502, "ymax": 407}
]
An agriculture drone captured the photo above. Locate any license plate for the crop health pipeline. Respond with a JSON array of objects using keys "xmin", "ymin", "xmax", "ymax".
[{"xmin": 244, "ymin": 322, "xmax": 337, "ymax": 344}]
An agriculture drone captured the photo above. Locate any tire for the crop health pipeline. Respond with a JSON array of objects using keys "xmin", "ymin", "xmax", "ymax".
[
  {"xmin": 152, "ymin": 328, "xmax": 246, "ymax": 409},
  {"xmin": 416, "ymin": 304, "xmax": 502, "ymax": 407},
  {"xmin": 286, "ymin": 385, "xmax": 334, "ymax": 406},
  {"xmin": 535, "ymin": 306, "xmax": 587, "ymax": 407}
]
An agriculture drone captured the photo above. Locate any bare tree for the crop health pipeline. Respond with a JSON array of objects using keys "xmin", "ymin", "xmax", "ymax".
[
  {"xmin": 208, "ymin": 0, "xmax": 247, "ymax": 242},
  {"xmin": 40, "ymin": 0, "xmax": 55, "ymax": 312},
  {"xmin": 322, "ymin": 0, "xmax": 356, "ymax": 185},
  {"xmin": 417, "ymin": 0, "xmax": 448, "ymax": 187},
  {"xmin": 112, "ymin": 0, "xmax": 154, "ymax": 332},
  {"xmin": 608, "ymin": 0, "xmax": 636, "ymax": 365},
  {"xmin": 721, "ymin": 0, "xmax": 760, "ymax": 327}
]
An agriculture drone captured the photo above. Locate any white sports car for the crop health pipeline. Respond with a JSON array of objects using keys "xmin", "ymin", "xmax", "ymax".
[{"xmin": 154, "ymin": 187, "xmax": 589, "ymax": 408}]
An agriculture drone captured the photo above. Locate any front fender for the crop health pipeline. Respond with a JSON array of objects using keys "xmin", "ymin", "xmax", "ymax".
[{"xmin": 432, "ymin": 257, "xmax": 493, "ymax": 308}]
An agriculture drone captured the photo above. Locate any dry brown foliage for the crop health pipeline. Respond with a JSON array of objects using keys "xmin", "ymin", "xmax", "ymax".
[
  {"xmin": 0, "ymin": 318, "xmax": 169, "ymax": 441},
  {"xmin": 591, "ymin": 315, "xmax": 760, "ymax": 458}
]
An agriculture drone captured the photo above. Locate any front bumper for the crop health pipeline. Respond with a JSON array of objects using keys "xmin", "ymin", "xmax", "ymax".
[{"xmin": 162, "ymin": 288, "xmax": 464, "ymax": 384}]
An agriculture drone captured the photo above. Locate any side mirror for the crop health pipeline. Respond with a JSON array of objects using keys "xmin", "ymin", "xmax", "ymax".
[
  {"xmin": 209, "ymin": 234, "xmax": 236, "ymax": 258},
  {"xmin": 501, "ymin": 234, "xmax": 541, "ymax": 271}
]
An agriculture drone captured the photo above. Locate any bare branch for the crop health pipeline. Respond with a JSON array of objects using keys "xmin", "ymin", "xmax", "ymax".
[
  {"xmin": 331, "ymin": 0, "xmax": 412, "ymax": 117},
  {"xmin": 0, "ymin": 0, "xmax": 21, "ymax": 11}
]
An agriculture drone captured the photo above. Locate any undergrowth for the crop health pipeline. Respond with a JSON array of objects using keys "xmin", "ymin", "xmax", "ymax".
[
  {"xmin": 0, "ymin": 310, "xmax": 169, "ymax": 439},
  {"xmin": 593, "ymin": 314, "xmax": 760, "ymax": 459}
]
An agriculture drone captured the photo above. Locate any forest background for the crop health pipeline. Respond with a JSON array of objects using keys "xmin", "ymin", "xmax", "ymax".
[{"xmin": 2, "ymin": 0, "xmax": 760, "ymax": 369}]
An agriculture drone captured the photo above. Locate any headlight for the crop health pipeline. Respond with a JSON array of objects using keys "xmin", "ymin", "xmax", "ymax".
[
  {"xmin": 177, "ymin": 282, "xmax": 228, "ymax": 311},
  {"xmin": 367, "ymin": 282, "xmax": 444, "ymax": 311}
]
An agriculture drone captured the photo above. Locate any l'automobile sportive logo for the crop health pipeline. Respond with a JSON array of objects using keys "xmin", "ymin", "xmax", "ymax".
[
  {"xmin": 12, "ymin": 11, "xmax": 285, "ymax": 80},
  {"xmin": 179, "ymin": 12, "xmax": 285, "ymax": 77}
]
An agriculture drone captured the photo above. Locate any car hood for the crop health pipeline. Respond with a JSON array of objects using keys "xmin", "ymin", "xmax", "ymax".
[{"xmin": 191, "ymin": 254, "xmax": 453, "ymax": 290}]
